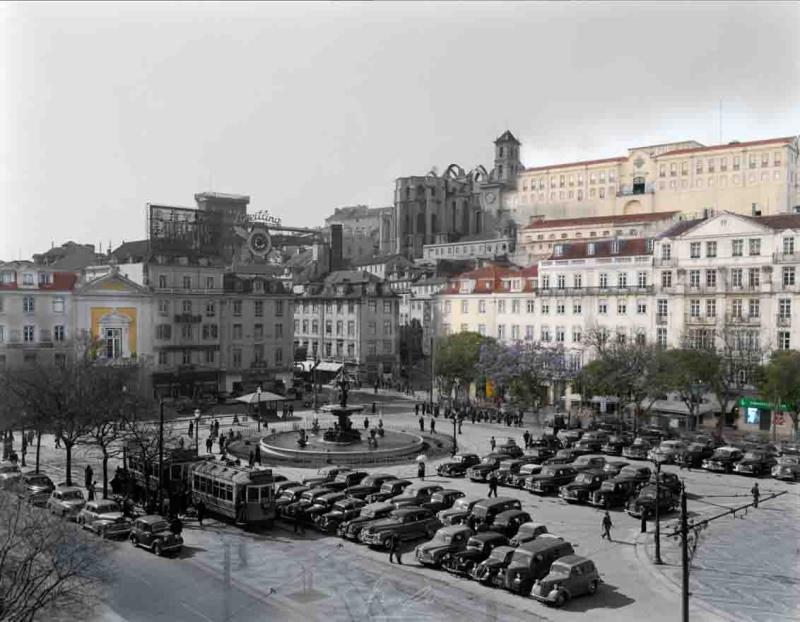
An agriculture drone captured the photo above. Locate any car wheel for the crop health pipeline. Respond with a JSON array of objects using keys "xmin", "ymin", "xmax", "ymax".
[
  {"xmin": 554, "ymin": 591, "xmax": 567, "ymax": 608},
  {"xmin": 153, "ymin": 541, "xmax": 163, "ymax": 556},
  {"xmin": 588, "ymin": 580, "xmax": 598, "ymax": 595},
  {"xmin": 382, "ymin": 535, "xmax": 393, "ymax": 551}
]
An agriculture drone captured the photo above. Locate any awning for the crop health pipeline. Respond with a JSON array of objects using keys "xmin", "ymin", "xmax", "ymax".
[
  {"xmin": 294, "ymin": 361, "xmax": 315, "ymax": 373},
  {"xmin": 315, "ymin": 362, "xmax": 343, "ymax": 373},
  {"xmin": 235, "ymin": 391, "xmax": 287, "ymax": 404}
]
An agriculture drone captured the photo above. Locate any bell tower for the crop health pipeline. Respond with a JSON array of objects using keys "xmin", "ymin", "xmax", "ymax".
[{"xmin": 493, "ymin": 130, "xmax": 522, "ymax": 188}]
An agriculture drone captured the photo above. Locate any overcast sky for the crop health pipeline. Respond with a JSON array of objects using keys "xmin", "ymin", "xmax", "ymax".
[{"xmin": 2, "ymin": 1, "xmax": 799, "ymax": 260}]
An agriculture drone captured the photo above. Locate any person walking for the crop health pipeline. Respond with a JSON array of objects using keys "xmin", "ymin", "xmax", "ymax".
[
  {"xmin": 388, "ymin": 533, "xmax": 402, "ymax": 565},
  {"xmin": 417, "ymin": 461, "xmax": 426, "ymax": 481},
  {"xmin": 87, "ymin": 481, "xmax": 96, "ymax": 501},
  {"xmin": 364, "ymin": 417, "xmax": 370, "ymax": 430},
  {"xmin": 372, "ymin": 402, "xmax": 377, "ymax": 415},
  {"xmin": 188, "ymin": 420, "xmax": 194, "ymax": 438},
  {"xmin": 84, "ymin": 465, "xmax": 94, "ymax": 490},
  {"xmin": 751, "ymin": 483, "xmax": 760, "ymax": 508},
  {"xmin": 254, "ymin": 444, "xmax": 261, "ymax": 465},
  {"xmin": 488, "ymin": 472, "xmax": 498, "ymax": 498},
  {"xmin": 293, "ymin": 507, "xmax": 306, "ymax": 535},
  {"xmin": 196, "ymin": 499, "xmax": 206, "ymax": 527},
  {"xmin": 415, "ymin": 403, "xmax": 420, "ymax": 417},
  {"xmin": 419, "ymin": 416, "xmax": 425, "ymax": 432},
  {"xmin": 248, "ymin": 450, "xmax": 255, "ymax": 468},
  {"xmin": 601, "ymin": 511, "xmax": 613, "ymax": 540},
  {"xmin": 170, "ymin": 516, "xmax": 183, "ymax": 536},
  {"xmin": 430, "ymin": 418, "xmax": 436, "ymax": 434},
  {"xmin": 490, "ymin": 436, "xmax": 496, "ymax": 452},
  {"xmin": 205, "ymin": 436, "xmax": 213, "ymax": 454}
]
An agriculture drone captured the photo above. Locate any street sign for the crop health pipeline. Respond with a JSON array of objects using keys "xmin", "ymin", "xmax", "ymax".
[{"xmin": 737, "ymin": 397, "xmax": 791, "ymax": 411}]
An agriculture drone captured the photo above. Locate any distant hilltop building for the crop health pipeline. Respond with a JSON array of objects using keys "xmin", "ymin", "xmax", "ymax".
[{"xmin": 323, "ymin": 205, "xmax": 394, "ymax": 261}]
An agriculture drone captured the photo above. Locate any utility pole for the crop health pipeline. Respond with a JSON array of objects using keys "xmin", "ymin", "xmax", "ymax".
[
  {"xmin": 681, "ymin": 483, "xmax": 689, "ymax": 622},
  {"xmin": 158, "ymin": 400, "xmax": 164, "ymax": 514},
  {"xmin": 429, "ymin": 335, "xmax": 434, "ymax": 407},
  {"xmin": 654, "ymin": 459, "xmax": 662, "ymax": 564}
]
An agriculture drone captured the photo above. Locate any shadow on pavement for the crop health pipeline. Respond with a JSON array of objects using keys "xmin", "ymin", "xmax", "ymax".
[
  {"xmin": 560, "ymin": 582, "xmax": 635, "ymax": 612},
  {"xmin": 174, "ymin": 545, "xmax": 206, "ymax": 559}
]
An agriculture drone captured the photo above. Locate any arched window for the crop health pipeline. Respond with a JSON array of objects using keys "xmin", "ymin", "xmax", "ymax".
[
  {"xmin": 474, "ymin": 210, "xmax": 482, "ymax": 234},
  {"xmin": 431, "ymin": 214, "xmax": 438, "ymax": 235},
  {"xmin": 416, "ymin": 212, "xmax": 426, "ymax": 235}
]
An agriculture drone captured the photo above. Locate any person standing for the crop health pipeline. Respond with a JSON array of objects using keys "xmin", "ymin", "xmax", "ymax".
[
  {"xmin": 419, "ymin": 416, "xmax": 425, "ymax": 432},
  {"xmin": 388, "ymin": 533, "xmax": 402, "ymax": 565},
  {"xmin": 205, "ymin": 436, "xmax": 213, "ymax": 454},
  {"xmin": 430, "ymin": 418, "xmax": 436, "ymax": 434},
  {"xmin": 196, "ymin": 499, "xmax": 206, "ymax": 527},
  {"xmin": 751, "ymin": 483, "xmax": 760, "ymax": 508},
  {"xmin": 87, "ymin": 481, "xmax": 96, "ymax": 501},
  {"xmin": 417, "ymin": 461, "xmax": 426, "ymax": 481},
  {"xmin": 415, "ymin": 403, "xmax": 420, "ymax": 417},
  {"xmin": 248, "ymin": 450, "xmax": 255, "ymax": 468},
  {"xmin": 84, "ymin": 465, "xmax": 93, "ymax": 490},
  {"xmin": 602, "ymin": 511, "xmax": 613, "ymax": 540},
  {"xmin": 293, "ymin": 507, "xmax": 306, "ymax": 535},
  {"xmin": 188, "ymin": 420, "xmax": 194, "ymax": 438},
  {"xmin": 254, "ymin": 444, "xmax": 262, "ymax": 465},
  {"xmin": 488, "ymin": 472, "xmax": 498, "ymax": 498},
  {"xmin": 490, "ymin": 436, "xmax": 496, "ymax": 452},
  {"xmin": 364, "ymin": 417, "xmax": 370, "ymax": 430}
]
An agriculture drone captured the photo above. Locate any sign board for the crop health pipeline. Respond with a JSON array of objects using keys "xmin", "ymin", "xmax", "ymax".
[
  {"xmin": 669, "ymin": 418, "xmax": 680, "ymax": 429},
  {"xmin": 737, "ymin": 397, "xmax": 791, "ymax": 411}
]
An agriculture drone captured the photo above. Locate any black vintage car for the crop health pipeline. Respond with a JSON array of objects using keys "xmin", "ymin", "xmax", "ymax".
[
  {"xmin": 442, "ymin": 531, "xmax": 509, "ymax": 576},
  {"xmin": 733, "ymin": 451, "xmax": 777, "ymax": 477},
  {"xmin": 675, "ymin": 443, "xmax": 714, "ymax": 469},
  {"xmin": 365, "ymin": 479, "xmax": 412, "ymax": 503},
  {"xmin": 129, "ymin": 515, "xmax": 182, "ymax": 556},
  {"xmin": 414, "ymin": 525, "xmax": 473, "ymax": 568},
  {"xmin": 302, "ymin": 466, "xmax": 352, "ymax": 488},
  {"xmin": 649, "ymin": 471, "xmax": 682, "ymax": 495},
  {"xmin": 622, "ymin": 438, "xmax": 652, "ymax": 460},
  {"xmin": 545, "ymin": 449, "xmax": 579, "ymax": 466},
  {"xmin": 589, "ymin": 477, "xmax": 640, "ymax": 508},
  {"xmin": 471, "ymin": 545, "xmax": 517, "ymax": 585},
  {"xmin": 437, "ymin": 453, "xmax": 481, "ymax": 477},
  {"xmin": 523, "ymin": 447, "xmax": 555, "ymax": 464},
  {"xmin": 275, "ymin": 485, "xmax": 312, "ymax": 514},
  {"xmin": 316, "ymin": 497, "xmax": 367, "ymax": 533},
  {"xmin": 526, "ymin": 466, "xmax": 579, "ymax": 495},
  {"xmin": 571, "ymin": 455, "xmax": 607, "ymax": 472},
  {"xmin": 703, "ymin": 447, "xmax": 745, "ymax": 473},
  {"xmin": 602, "ymin": 460, "xmax": 630, "ymax": 478},
  {"xmin": 318, "ymin": 471, "xmax": 369, "ymax": 493},
  {"xmin": 556, "ymin": 429, "xmax": 583, "ymax": 448},
  {"xmin": 392, "ymin": 483, "xmax": 444, "ymax": 508},
  {"xmin": 343, "ymin": 473, "xmax": 397, "ymax": 499},
  {"xmin": 495, "ymin": 458, "xmax": 541, "ymax": 486},
  {"xmin": 626, "ymin": 484, "xmax": 678, "ymax": 518},
  {"xmin": 11, "ymin": 472, "xmax": 55, "ymax": 507},
  {"xmin": 490, "ymin": 509, "xmax": 532, "ymax": 538},
  {"xmin": 466, "ymin": 453, "xmax": 508, "ymax": 482},
  {"xmin": 601, "ymin": 435, "xmax": 631, "ymax": 456},
  {"xmin": 421, "ymin": 489, "xmax": 465, "ymax": 514},
  {"xmin": 282, "ymin": 487, "xmax": 337, "ymax": 518},
  {"xmin": 338, "ymin": 502, "xmax": 395, "ymax": 540},
  {"xmin": 528, "ymin": 434, "xmax": 561, "ymax": 453},
  {"xmin": 305, "ymin": 491, "xmax": 348, "ymax": 523},
  {"xmin": 507, "ymin": 463, "xmax": 545, "ymax": 488},
  {"xmin": 617, "ymin": 464, "xmax": 652, "ymax": 485},
  {"xmin": 558, "ymin": 469, "xmax": 610, "ymax": 504}
]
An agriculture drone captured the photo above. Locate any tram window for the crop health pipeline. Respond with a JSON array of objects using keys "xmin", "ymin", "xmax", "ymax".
[
  {"xmin": 212, "ymin": 481, "xmax": 220, "ymax": 498},
  {"xmin": 193, "ymin": 475, "xmax": 200, "ymax": 490},
  {"xmin": 225, "ymin": 485, "xmax": 233, "ymax": 501},
  {"xmin": 247, "ymin": 487, "xmax": 259, "ymax": 502}
]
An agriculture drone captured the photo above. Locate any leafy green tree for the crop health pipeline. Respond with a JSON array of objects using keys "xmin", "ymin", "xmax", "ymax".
[
  {"xmin": 434, "ymin": 332, "xmax": 490, "ymax": 401},
  {"xmin": 657, "ymin": 348, "xmax": 720, "ymax": 431},
  {"xmin": 759, "ymin": 349, "xmax": 800, "ymax": 438}
]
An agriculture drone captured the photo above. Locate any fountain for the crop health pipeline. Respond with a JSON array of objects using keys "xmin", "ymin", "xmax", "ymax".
[{"xmin": 321, "ymin": 376, "xmax": 363, "ymax": 443}]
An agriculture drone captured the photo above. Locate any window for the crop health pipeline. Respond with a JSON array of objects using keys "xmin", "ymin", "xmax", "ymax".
[
  {"xmin": 556, "ymin": 302, "xmax": 565, "ymax": 315},
  {"xmin": 511, "ymin": 299, "xmax": 520, "ymax": 314},
  {"xmin": 180, "ymin": 324, "xmax": 193, "ymax": 339},
  {"xmin": 748, "ymin": 239, "xmax": 761, "ymax": 256},
  {"xmin": 348, "ymin": 301, "xmax": 355, "ymax": 314},
  {"xmin": 526, "ymin": 300, "xmax": 535, "ymax": 313},
  {"xmin": 784, "ymin": 237, "xmax": 795, "ymax": 255},
  {"xmin": 183, "ymin": 276, "xmax": 191, "ymax": 289},
  {"xmin": 541, "ymin": 275, "xmax": 550, "ymax": 289},
  {"xmin": 573, "ymin": 274, "xmax": 583, "ymax": 288},
  {"xmin": 689, "ymin": 270, "xmax": 701, "ymax": 288},
  {"xmin": 511, "ymin": 325, "xmax": 520, "ymax": 341},
  {"xmin": 555, "ymin": 326, "xmax": 565, "ymax": 343},
  {"xmin": 231, "ymin": 300, "xmax": 242, "ymax": 316},
  {"xmin": 325, "ymin": 320, "xmax": 332, "ymax": 335},
  {"xmin": 690, "ymin": 300, "xmax": 700, "ymax": 317},
  {"xmin": 368, "ymin": 300, "xmax": 377, "ymax": 313},
  {"xmin": 598, "ymin": 301, "xmax": 608, "ymax": 315},
  {"xmin": 478, "ymin": 300, "xmax": 486, "ymax": 314},
  {"xmin": 541, "ymin": 302, "xmax": 550, "ymax": 315},
  {"xmin": 617, "ymin": 301, "xmax": 627, "ymax": 315},
  {"xmin": 461, "ymin": 300, "xmax": 469, "ymax": 314},
  {"xmin": 706, "ymin": 270, "xmax": 717, "ymax": 288},
  {"xmin": 748, "ymin": 299, "xmax": 760, "ymax": 318},
  {"xmin": 661, "ymin": 271, "xmax": 673, "ymax": 287},
  {"xmin": 599, "ymin": 273, "xmax": 608, "ymax": 288},
  {"xmin": 23, "ymin": 325, "xmax": 35, "ymax": 342},
  {"xmin": 732, "ymin": 239, "xmax": 743, "ymax": 257},
  {"xmin": 573, "ymin": 302, "xmax": 582, "ymax": 314},
  {"xmin": 157, "ymin": 324, "xmax": 172, "ymax": 340},
  {"xmin": 23, "ymin": 296, "xmax": 35, "ymax": 313},
  {"xmin": 637, "ymin": 301, "xmax": 647, "ymax": 314},
  {"xmin": 731, "ymin": 268, "xmax": 743, "ymax": 287},
  {"xmin": 478, "ymin": 324, "xmax": 486, "ymax": 336},
  {"xmin": 254, "ymin": 301, "xmax": 264, "ymax": 317},
  {"xmin": 335, "ymin": 320, "xmax": 342, "ymax": 336},
  {"xmin": 783, "ymin": 267, "xmax": 796, "ymax": 287},
  {"xmin": 460, "ymin": 323, "xmax": 468, "ymax": 333},
  {"xmin": 383, "ymin": 320, "xmax": 392, "ymax": 335},
  {"xmin": 706, "ymin": 241, "xmax": 717, "ymax": 258},
  {"xmin": 778, "ymin": 331, "xmax": 791, "ymax": 350},
  {"xmin": 181, "ymin": 300, "xmax": 192, "ymax": 314},
  {"xmin": 706, "ymin": 300, "xmax": 716, "ymax": 317},
  {"xmin": 368, "ymin": 321, "xmax": 376, "ymax": 335},
  {"xmin": 347, "ymin": 320, "xmax": 355, "ymax": 336},
  {"xmin": 202, "ymin": 324, "xmax": 218, "ymax": 340},
  {"xmin": 254, "ymin": 324, "xmax": 264, "ymax": 339},
  {"xmin": 779, "ymin": 298, "xmax": 791, "ymax": 319},
  {"xmin": 748, "ymin": 268, "xmax": 760, "ymax": 287},
  {"xmin": 617, "ymin": 273, "xmax": 628, "ymax": 288},
  {"xmin": 497, "ymin": 325, "xmax": 506, "ymax": 340},
  {"xmin": 444, "ymin": 301, "xmax": 452, "ymax": 314},
  {"xmin": 661, "ymin": 244, "xmax": 671, "ymax": 260},
  {"xmin": 158, "ymin": 275, "xmax": 168, "ymax": 288},
  {"xmin": 383, "ymin": 301, "xmax": 392, "ymax": 314},
  {"xmin": 525, "ymin": 325, "xmax": 534, "ymax": 340},
  {"xmin": 556, "ymin": 274, "xmax": 566, "ymax": 289},
  {"xmin": 52, "ymin": 297, "xmax": 65, "ymax": 313},
  {"xmin": 731, "ymin": 299, "xmax": 743, "ymax": 318},
  {"xmin": 205, "ymin": 350, "xmax": 215, "ymax": 364},
  {"xmin": 158, "ymin": 300, "xmax": 169, "ymax": 316},
  {"xmin": 233, "ymin": 324, "xmax": 243, "ymax": 340},
  {"xmin": 690, "ymin": 242, "xmax": 701, "ymax": 258},
  {"xmin": 541, "ymin": 327, "xmax": 551, "ymax": 342},
  {"xmin": 635, "ymin": 272, "xmax": 646, "ymax": 288},
  {"xmin": 657, "ymin": 299, "xmax": 668, "ymax": 317},
  {"xmin": 158, "ymin": 351, "xmax": 168, "ymax": 366},
  {"xmin": 206, "ymin": 276, "xmax": 214, "ymax": 289},
  {"xmin": 656, "ymin": 327, "xmax": 667, "ymax": 348},
  {"xmin": 275, "ymin": 300, "xmax": 284, "ymax": 317},
  {"xmin": 498, "ymin": 300, "xmax": 506, "ymax": 313}
]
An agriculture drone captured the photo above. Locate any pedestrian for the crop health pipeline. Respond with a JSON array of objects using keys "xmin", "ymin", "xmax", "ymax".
[
  {"xmin": 254, "ymin": 444, "xmax": 261, "ymax": 465},
  {"xmin": 249, "ymin": 450, "xmax": 255, "ymax": 468},
  {"xmin": 84, "ymin": 465, "xmax": 93, "ymax": 490},
  {"xmin": 293, "ymin": 507, "xmax": 306, "ymax": 535},
  {"xmin": 205, "ymin": 436, "xmax": 213, "ymax": 454},
  {"xmin": 751, "ymin": 483, "xmax": 760, "ymax": 508},
  {"xmin": 640, "ymin": 511, "xmax": 647, "ymax": 534},
  {"xmin": 364, "ymin": 417, "xmax": 370, "ymax": 430},
  {"xmin": 388, "ymin": 533, "xmax": 402, "ymax": 565},
  {"xmin": 523, "ymin": 430, "xmax": 530, "ymax": 449},
  {"xmin": 430, "ymin": 418, "xmax": 436, "ymax": 434},
  {"xmin": 170, "ymin": 516, "xmax": 183, "ymax": 536},
  {"xmin": 54, "ymin": 434, "xmax": 61, "ymax": 449},
  {"xmin": 87, "ymin": 481, "xmax": 96, "ymax": 501},
  {"xmin": 415, "ymin": 403, "xmax": 420, "ymax": 416},
  {"xmin": 196, "ymin": 499, "xmax": 206, "ymax": 527},
  {"xmin": 601, "ymin": 511, "xmax": 613, "ymax": 540},
  {"xmin": 458, "ymin": 418, "xmax": 462, "ymax": 434},
  {"xmin": 372, "ymin": 402, "xmax": 377, "ymax": 414},
  {"xmin": 490, "ymin": 436, "xmax": 496, "ymax": 452},
  {"xmin": 188, "ymin": 421, "xmax": 194, "ymax": 438},
  {"xmin": 419, "ymin": 416, "xmax": 425, "ymax": 432},
  {"xmin": 488, "ymin": 472, "xmax": 498, "ymax": 498},
  {"xmin": 417, "ymin": 461, "xmax": 426, "ymax": 481}
]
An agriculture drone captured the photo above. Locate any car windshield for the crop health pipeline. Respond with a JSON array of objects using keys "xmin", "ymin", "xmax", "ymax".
[
  {"xmin": 639, "ymin": 488, "xmax": 658, "ymax": 500},
  {"xmin": 301, "ymin": 491, "xmax": 317, "ymax": 500},
  {"xmin": 712, "ymin": 449, "xmax": 735, "ymax": 459},
  {"xmin": 744, "ymin": 452, "xmax": 765, "ymax": 460},
  {"xmin": 600, "ymin": 481, "xmax": 616, "ymax": 491},
  {"xmin": 62, "ymin": 490, "xmax": 83, "ymax": 500},
  {"xmin": 332, "ymin": 501, "xmax": 350, "ymax": 512},
  {"xmin": 548, "ymin": 561, "xmax": 572, "ymax": 575},
  {"xmin": 778, "ymin": 456, "xmax": 799, "ymax": 465},
  {"xmin": 539, "ymin": 467, "xmax": 557, "ymax": 477},
  {"xmin": 510, "ymin": 549, "xmax": 533, "ymax": 564},
  {"xmin": 573, "ymin": 473, "xmax": 594, "ymax": 485},
  {"xmin": 150, "ymin": 521, "xmax": 169, "ymax": 532},
  {"xmin": 620, "ymin": 467, "xmax": 642, "ymax": 478},
  {"xmin": 499, "ymin": 461, "xmax": 516, "ymax": 470},
  {"xmin": 454, "ymin": 455, "xmax": 469, "ymax": 464},
  {"xmin": 27, "ymin": 476, "xmax": 52, "ymax": 486},
  {"xmin": 661, "ymin": 441, "xmax": 682, "ymax": 450},
  {"xmin": 96, "ymin": 502, "xmax": 120, "ymax": 513},
  {"xmin": 480, "ymin": 457, "xmax": 496, "ymax": 465},
  {"xmin": 488, "ymin": 548, "xmax": 510, "ymax": 562}
]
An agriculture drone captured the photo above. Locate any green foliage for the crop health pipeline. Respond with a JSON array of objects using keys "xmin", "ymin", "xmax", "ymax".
[
  {"xmin": 434, "ymin": 332, "xmax": 490, "ymax": 397},
  {"xmin": 760, "ymin": 349, "xmax": 800, "ymax": 431}
]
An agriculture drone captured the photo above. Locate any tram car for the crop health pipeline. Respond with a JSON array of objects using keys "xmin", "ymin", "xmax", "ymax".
[
  {"xmin": 190, "ymin": 461, "xmax": 277, "ymax": 526},
  {"xmin": 126, "ymin": 447, "xmax": 207, "ymax": 513}
]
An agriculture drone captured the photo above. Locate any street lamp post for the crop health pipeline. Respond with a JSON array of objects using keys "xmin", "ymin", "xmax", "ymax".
[
  {"xmin": 194, "ymin": 409, "xmax": 201, "ymax": 454},
  {"xmin": 256, "ymin": 386, "xmax": 263, "ymax": 432},
  {"xmin": 653, "ymin": 458, "xmax": 663, "ymax": 565},
  {"xmin": 451, "ymin": 415, "xmax": 458, "ymax": 456},
  {"xmin": 157, "ymin": 399, "xmax": 165, "ymax": 515}
]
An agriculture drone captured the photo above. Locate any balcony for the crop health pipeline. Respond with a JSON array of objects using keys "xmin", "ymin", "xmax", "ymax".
[
  {"xmin": 727, "ymin": 315, "xmax": 762, "ymax": 326},
  {"xmin": 536, "ymin": 285, "xmax": 653, "ymax": 296},
  {"xmin": 684, "ymin": 314, "xmax": 717, "ymax": 326},
  {"xmin": 656, "ymin": 315, "xmax": 669, "ymax": 325},
  {"xmin": 777, "ymin": 315, "xmax": 791, "ymax": 327},
  {"xmin": 174, "ymin": 314, "xmax": 203, "ymax": 323},
  {"xmin": 616, "ymin": 182, "xmax": 656, "ymax": 197},
  {"xmin": 773, "ymin": 252, "xmax": 800, "ymax": 264},
  {"xmin": 654, "ymin": 257, "xmax": 678, "ymax": 268}
]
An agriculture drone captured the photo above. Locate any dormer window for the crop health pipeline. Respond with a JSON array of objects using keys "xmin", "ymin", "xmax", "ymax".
[
  {"xmin": 587, "ymin": 243, "xmax": 596, "ymax": 256},
  {"xmin": 611, "ymin": 240, "xmax": 620, "ymax": 255},
  {"xmin": 554, "ymin": 244, "xmax": 563, "ymax": 257},
  {"xmin": 22, "ymin": 272, "xmax": 34, "ymax": 286},
  {"xmin": 646, "ymin": 238, "xmax": 654, "ymax": 253}
]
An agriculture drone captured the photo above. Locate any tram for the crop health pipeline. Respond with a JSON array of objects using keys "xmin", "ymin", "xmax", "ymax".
[
  {"xmin": 126, "ymin": 447, "xmax": 207, "ymax": 514},
  {"xmin": 190, "ymin": 460, "xmax": 277, "ymax": 525}
]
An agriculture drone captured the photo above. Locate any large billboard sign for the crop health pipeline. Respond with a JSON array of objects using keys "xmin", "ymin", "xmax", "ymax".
[{"xmin": 148, "ymin": 204, "xmax": 215, "ymax": 252}]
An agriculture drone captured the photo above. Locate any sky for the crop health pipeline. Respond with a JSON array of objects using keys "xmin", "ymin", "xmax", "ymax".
[{"xmin": 1, "ymin": 1, "xmax": 799, "ymax": 260}]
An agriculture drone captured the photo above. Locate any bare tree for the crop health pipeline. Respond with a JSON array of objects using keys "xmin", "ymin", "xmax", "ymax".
[{"xmin": 0, "ymin": 491, "xmax": 112, "ymax": 622}]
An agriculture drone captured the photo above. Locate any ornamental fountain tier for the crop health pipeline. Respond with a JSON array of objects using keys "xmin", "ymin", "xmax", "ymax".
[{"xmin": 320, "ymin": 379, "xmax": 363, "ymax": 444}]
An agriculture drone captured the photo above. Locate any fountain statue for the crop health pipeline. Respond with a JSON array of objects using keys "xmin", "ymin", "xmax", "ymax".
[{"xmin": 322, "ymin": 374, "xmax": 363, "ymax": 443}]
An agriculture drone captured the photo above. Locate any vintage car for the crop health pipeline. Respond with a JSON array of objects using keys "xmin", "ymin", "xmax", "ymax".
[
  {"xmin": 675, "ymin": 443, "xmax": 714, "ymax": 468},
  {"xmin": 0, "ymin": 462, "xmax": 22, "ymax": 488},
  {"xmin": 601, "ymin": 435, "xmax": 631, "ymax": 456},
  {"xmin": 275, "ymin": 485, "xmax": 311, "ymax": 513},
  {"xmin": 343, "ymin": 473, "xmax": 397, "ymax": 499},
  {"xmin": 571, "ymin": 438, "xmax": 599, "ymax": 456},
  {"xmin": 558, "ymin": 470, "xmax": 610, "ymax": 504},
  {"xmin": 338, "ymin": 501, "xmax": 395, "ymax": 540},
  {"xmin": 77, "ymin": 499, "xmax": 131, "ymax": 538},
  {"xmin": 129, "ymin": 515, "xmax": 182, "ymax": 556},
  {"xmin": 496, "ymin": 440, "xmax": 524, "ymax": 458},
  {"xmin": 437, "ymin": 496, "xmax": 486, "ymax": 526},
  {"xmin": 391, "ymin": 483, "xmax": 444, "ymax": 508},
  {"xmin": 589, "ymin": 477, "xmax": 640, "ymax": 508},
  {"xmin": 365, "ymin": 479, "xmax": 413, "ymax": 503},
  {"xmin": 648, "ymin": 440, "xmax": 688, "ymax": 464},
  {"xmin": 305, "ymin": 491, "xmax": 349, "ymax": 522},
  {"xmin": 649, "ymin": 471, "xmax": 682, "ymax": 495},
  {"xmin": 532, "ymin": 555, "xmax": 601, "ymax": 607},
  {"xmin": 489, "ymin": 509, "xmax": 531, "ymax": 538},
  {"xmin": 437, "ymin": 453, "xmax": 481, "ymax": 477},
  {"xmin": 545, "ymin": 449, "xmax": 579, "ymax": 466},
  {"xmin": 556, "ymin": 428, "xmax": 583, "ymax": 448},
  {"xmin": 414, "ymin": 525, "xmax": 473, "ymax": 568},
  {"xmin": 507, "ymin": 462, "xmax": 545, "ymax": 488},
  {"xmin": 301, "ymin": 466, "xmax": 352, "ymax": 488},
  {"xmin": 622, "ymin": 438, "xmax": 652, "ymax": 460},
  {"xmin": 471, "ymin": 497, "xmax": 522, "ymax": 531},
  {"xmin": 733, "ymin": 451, "xmax": 778, "ymax": 476},
  {"xmin": 495, "ymin": 458, "xmax": 541, "ymax": 486},
  {"xmin": 11, "ymin": 472, "xmax": 55, "ymax": 506},
  {"xmin": 466, "ymin": 454, "xmax": 508, "ymax": 482},
  {"xmin": 499, "ymin": 538, "xmax": 575, "ymax": 595},
  {"xmin": 626, "ymin": 484, "xmax": 678, "ymax": 518},
  {"xmin": 509, "ymin": 522, "xmax": 550, "ymax": 547},
  {"xmin": 571, "ymin": 454, "xmax": 607, "ymax": 472},
  {"xmin": 319, "ymin": 470, "xmax": 369, "ymax": 493},
  {"xmin": 703, "ymin": 446, "xmax": 745, "ymax": 473},
  {"xmin": 617, "ymin": 464, "xmax": 652, "ymax": 484},
  {"xmin": 602, "ymin": 460, "xmax": 630, "ymax": 477},
  {"xmin": 772, "ymin": 456, "xmax": 800, "ymax": 481},
  {"xmin": 282, "ymin": 487, "xmax": 337, "ymax": 517},
  {"xmin": 470, "ymin": 545, "xmax": 517, "ymax": 585},
  {"xmin": 420, "ymin": 489, "xmax": 465, "ymax": 513},
  {"xmin": 525, "ymin": 466, "xmax": 579, "ymax": 495},
  {"xmin": 316, "ymin": 497, "xmax": 367, "ymax": 533},
  {"xmin": 523, "ymin": 447, "xmax": 555, "ymax": 464},
  {"xmin": 442, "ymin": 531, "xmax": 508, "ymax": 576},
  {"xmin": 579, "ymin": 430, "xmax": 609, "ymax": 451},
  {"xmin": 359, "ymin": 508, "xmax": 442, "ymax": 549},
  {"xmin": 46, "ymin": 486, "xmax": 86, "ymax": 519},
  {"xmin": 275, "ymin": 480, "xmax": 303, "ymax": 494},
  {"xmin": 528, "ymin": 434, "xmax": 561, "ymax": 453}
]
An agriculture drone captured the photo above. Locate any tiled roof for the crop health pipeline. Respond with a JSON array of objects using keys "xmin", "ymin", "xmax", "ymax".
[
  {"xmin": 441, "ymin": 263, "xmax": 539, "ymax": 295},
  {"xmin": 524, "ymin": 211, "xmax": 679, "ymax": 230},
  {"xmin": 0, "ymin": 271, "xmax": 78, "ymax": 291},
  {"xmin": 524, "ymin": 156, "xmax": 627, "ymax": 174},
  {"xmin": 111, "ymin": 240, "xmax": 150, "ymax": 262},
  {"xmin": 656, "ymin": 136, "xmax": 795, "ymax": 158},
  {"xmin": 495, "ymin": 130, "xmax": 521, "ymax": 145},
  {"xmin": 656, "ymin": 219, "xmax": 707, "ymax": 239},
  {"xmin": 544, "ymin": 238, "xmax": 650, "ymax": 261},
  {"xmin": 740, "ymin": 213, "xmax": 800, "ymax": 231}
]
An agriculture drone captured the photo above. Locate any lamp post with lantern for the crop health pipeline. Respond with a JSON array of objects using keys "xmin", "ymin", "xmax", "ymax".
[
  {"xmin": 256, "ymin": 386, "xmax": 263, "ymax": 432},
  {"xmin": 194, "ymin": 409, "xmax": 201, "ymax": 453}
]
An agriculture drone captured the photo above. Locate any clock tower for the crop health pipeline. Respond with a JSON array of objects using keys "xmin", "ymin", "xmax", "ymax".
[{"xmin": 493, "ymin": 130, "xmax": 522, "ymax": 188}]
